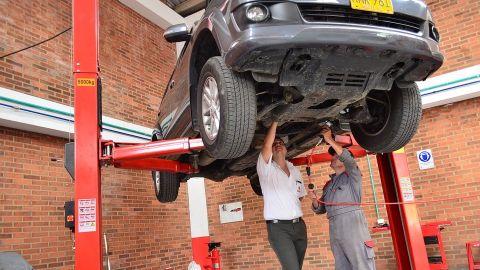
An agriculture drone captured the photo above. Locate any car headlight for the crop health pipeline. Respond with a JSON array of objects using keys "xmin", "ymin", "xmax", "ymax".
[
  {"xmin": 246, "ymin": 4, "xmax": 269, "ymax": 22},
  {"xmin": 429, "ymin": 22, "xmax": 440, "ymax": 42}
]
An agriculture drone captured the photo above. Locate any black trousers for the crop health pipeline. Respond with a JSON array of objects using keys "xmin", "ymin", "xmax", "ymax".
[{"xmin": 267, "ymin": 219, "xmax": 308, "ymax": 270}]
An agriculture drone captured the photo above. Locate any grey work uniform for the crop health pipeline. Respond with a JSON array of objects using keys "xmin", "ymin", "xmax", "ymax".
[
  {"xmin": 312, "ymin": 150, "xmax": 376, "ymax": 270},
  {"xmin": 257, "ymin": 154, "xmax": 308, "ymax": 270},
  {"xmin": 0, "ymin": 252, "xmax": 34, "ymax": 270}
]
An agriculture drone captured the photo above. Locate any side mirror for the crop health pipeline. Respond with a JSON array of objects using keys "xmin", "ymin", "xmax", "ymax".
[{"xmin": 164, "ymin": 23, "xmax": 191, "ymax": 43}]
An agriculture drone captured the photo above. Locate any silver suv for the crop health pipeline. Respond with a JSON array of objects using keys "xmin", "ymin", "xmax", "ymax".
[{"xmin": 152, "ymin": 0, "xmax": 443, "ymax": 202}]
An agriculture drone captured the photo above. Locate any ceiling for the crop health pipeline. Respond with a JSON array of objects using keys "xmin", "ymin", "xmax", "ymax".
[{"xmin": 165, "ymin": 0, "xmax": 206, "ymax": 17}]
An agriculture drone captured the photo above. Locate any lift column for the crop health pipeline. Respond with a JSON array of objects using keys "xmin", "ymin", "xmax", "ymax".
[
  {"xmin": 73, "ymin": 0, "xmax": 102, "ymax": 269},
  {"xmin": 377, "ymin": 149, "xmax": 429, "ymax": 269}
]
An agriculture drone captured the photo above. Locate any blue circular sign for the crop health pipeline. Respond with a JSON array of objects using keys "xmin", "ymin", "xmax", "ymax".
[{"xmin": 418, "ymin": 151, "xmax": 431, "ymax": 162}]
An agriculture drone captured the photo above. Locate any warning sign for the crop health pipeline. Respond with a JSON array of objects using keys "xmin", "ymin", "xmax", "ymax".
[
  {"xmin": 417, "ymin": 149, "xmax": 435, "ymax": 170},
  {"xmin": 78, "ymin": 199, "xmax": 96, "ymax": 233},
  {"xmin": 399, "ymin": 177, "xmax": 414, "ymax": 202},
  {"xmin": 76, "ymin": 78, "xmax": 96, "ymax": 87}
]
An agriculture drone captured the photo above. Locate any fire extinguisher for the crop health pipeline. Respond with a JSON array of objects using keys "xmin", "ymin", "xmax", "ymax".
[{"xmin": 208, "ymin": 242, "xmax": 221, "ymax": 270}]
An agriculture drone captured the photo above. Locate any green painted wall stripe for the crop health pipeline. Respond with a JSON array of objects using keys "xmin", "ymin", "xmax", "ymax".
[
  {"xmin": 419, "ymin": 74, "xmax": 480, "ymax": 92},
  {"xmin": 102, "ymin": 123, "xmax": 151, "ymax": 137},
  {"xmin": 0, "ymin": 96, "xmax": 74, "ymax": 117},
  {"xmin": 0, "ymin": 96, "xmax": 151, "ymax": 138}
]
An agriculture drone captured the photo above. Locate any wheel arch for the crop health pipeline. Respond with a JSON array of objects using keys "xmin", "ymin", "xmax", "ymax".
[{"xmin": 190, "ymin": 29, "xmax": 221, "ymax": 131}]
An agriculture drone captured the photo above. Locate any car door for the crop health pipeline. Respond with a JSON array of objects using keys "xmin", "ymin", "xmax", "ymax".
[{"xmin": 157, "ymin": 38, "xmax": 194, "ymax": 139}]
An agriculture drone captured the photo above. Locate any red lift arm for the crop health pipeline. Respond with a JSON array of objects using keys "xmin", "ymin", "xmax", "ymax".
[{"xmin": 72, "ymin": 0, "xmax": 429, "ymax": 269}]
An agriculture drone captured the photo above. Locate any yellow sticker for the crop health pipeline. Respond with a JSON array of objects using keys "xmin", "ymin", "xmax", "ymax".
[
  {"xmin": 393, "ymin": 147, "xmax": 405, "ymax": 154},
  {"xmin": 77, "ymin": 78, "xmax": 96, "ymax": 87}
]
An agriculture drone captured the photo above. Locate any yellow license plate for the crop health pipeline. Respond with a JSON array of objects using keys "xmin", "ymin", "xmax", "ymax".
[{"xmin": 350, "ymin": 0, "xmax": 394, "ymax": 14}]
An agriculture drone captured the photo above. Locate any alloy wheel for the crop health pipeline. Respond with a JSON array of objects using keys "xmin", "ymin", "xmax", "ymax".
[{"xmin": 201, "ymin": 76, "xmax": 221, "ymax": 140}]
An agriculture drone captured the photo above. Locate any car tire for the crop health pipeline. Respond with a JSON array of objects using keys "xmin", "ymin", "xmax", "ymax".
[
  {"xmin": 350, "ymin": 82, "xmax": 422, "ymax": 153},
  {"xmin": 249, "ymin": 174, "xmax": 263, "ymax": 196},
  {"xmin": 196, "ymin": 56, "xmax": 256, "ymax": 159},
  {"xmin": 151, "ymin": 171, "xmax": 180, "ymax": 203}
]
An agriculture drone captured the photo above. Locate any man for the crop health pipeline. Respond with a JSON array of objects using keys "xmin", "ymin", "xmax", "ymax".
[
  {"xmin": 257, "ymin": 121, "xmax": 308, "ymax": 270},
  {"xmin": 309, "ymin": 127, "xmax": 376, "ymax": 270}
]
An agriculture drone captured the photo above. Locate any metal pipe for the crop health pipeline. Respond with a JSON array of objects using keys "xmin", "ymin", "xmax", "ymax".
[
  {"xmin": 103, "ymin": 233, "xmax": 111, "ymax": 270},
  {"xmin": 366, "ymin": 154, "xmax": 381, "ymax": 222}
]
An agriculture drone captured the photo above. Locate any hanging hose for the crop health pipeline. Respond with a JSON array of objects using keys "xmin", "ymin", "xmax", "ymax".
[
  {"xmin": 366, "ymin": 154, "xmax": 382, "ymax": 222},
  {"xmin": 306, "ymin": 121, "xmax": 333, "ymax": 191},
  {"xmin": 306, "ymin": 138, "xmax": 323, "ymax": 190}
]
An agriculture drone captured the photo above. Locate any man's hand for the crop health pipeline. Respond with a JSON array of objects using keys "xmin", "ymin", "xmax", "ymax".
[
  {"xmin": 320, "ymin": 127, "xmax": 333, "ymax": 143},
  {"xmin": 308, "ymin": 189, "xmax": 320, "ymax": 208},
  {"xmin": 271, "ymin": 113, "xmax": 280, "ymax": 122},
  {"xmin": 321, "ymin": 126, "xmax": 344, "ymax": 155}
]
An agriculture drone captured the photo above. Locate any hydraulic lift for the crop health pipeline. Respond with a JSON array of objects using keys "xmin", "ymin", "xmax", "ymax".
[{"xmin": 72, "ymin": 0, "xmax": 430, "ymax": 269}]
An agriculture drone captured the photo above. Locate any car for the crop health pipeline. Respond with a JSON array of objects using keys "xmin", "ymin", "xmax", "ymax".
[{"xmin": 151, "ymin": 0, "xmax": 444, "ymax": 202}]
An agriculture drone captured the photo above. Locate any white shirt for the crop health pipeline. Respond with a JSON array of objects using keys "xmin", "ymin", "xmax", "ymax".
[{"xmin": 257, "ymin": 154, "xmax": 307, "ymax": 220}]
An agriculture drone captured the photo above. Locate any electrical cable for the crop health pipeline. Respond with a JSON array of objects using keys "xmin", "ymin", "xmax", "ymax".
[
  {"xmin": 306, "ymin": 141, "xmax": 321, "ymax": 190},
  {"xmin": 316, "ymin": 193, "xmax": 480, "ymax": 206},
  {"xmin": 0, "ymin": 27, "xmax": 71, "ymax": 59}
]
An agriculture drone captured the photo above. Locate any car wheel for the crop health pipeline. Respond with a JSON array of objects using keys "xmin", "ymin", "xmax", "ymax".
[
  {"xmin": 249, "ymin": 174, "xmax": 263, "ymax": 196},
  {"xmin": 196, "ymin": 56, "xmax": 256, "ymax": 159},
  {"xmin": 350, "ymin": 82, "xmax": 422, "ymax": 153},
  {"xmin": 151, "ymin": 171, "xmax": 180, "ymax": 203}
]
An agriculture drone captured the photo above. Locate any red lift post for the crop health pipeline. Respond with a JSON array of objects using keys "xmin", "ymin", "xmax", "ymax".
[
  {"xmin": 72, "ymin": 0, "xmax": 429, "ymax": 269},
  {"xmin": 377, "ymin": 150, "xmax": 430, "ymax": 269},
  {"xmin": 72, "ymin": 1, "xmax": 204, "ymax": 269},
  {"xmin": 72, "ymin": 0, "xmax": 101, "ymax": 269}
]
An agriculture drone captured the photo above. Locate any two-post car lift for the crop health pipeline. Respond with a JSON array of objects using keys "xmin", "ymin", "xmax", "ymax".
[{"xmin": 72, "ymin": 0, "xmax": 431, "ymax": 269}]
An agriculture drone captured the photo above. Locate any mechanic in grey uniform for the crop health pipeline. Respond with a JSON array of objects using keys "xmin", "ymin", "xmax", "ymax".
[
  {"xmin": 0, "ymin": 252, "xmax": 34, "ymax": 270},
  {"xmin": 309, "ymin": 127, "xmax": 375, "ymax": 270},
  {"xmin": 257, "ymin": 121, "xmax": 308, "ymax": 270}
]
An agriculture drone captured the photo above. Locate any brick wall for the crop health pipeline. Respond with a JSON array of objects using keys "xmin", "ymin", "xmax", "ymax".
[
  {"xmin": 1, "ymin": 0, "xmax": 479, "ymax": 270},
  {"xmin": 426, "ymin": 0, "xmax": 480, "ymax": 75},
  {"xmin": 0, "ymin": 0, "xmax": 190, "ymax": 269}
]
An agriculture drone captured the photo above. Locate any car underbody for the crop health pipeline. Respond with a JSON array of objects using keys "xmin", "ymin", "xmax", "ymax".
[
  {"xmin": 153, "ymin": 0, "xmax": 444, "ymax": 201},
  {"xmin": 193, "ymin": 42, "xmax": 439, "ymax": 181}
]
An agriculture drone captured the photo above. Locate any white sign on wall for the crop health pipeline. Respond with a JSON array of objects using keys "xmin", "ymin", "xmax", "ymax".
[
  {"xmin": 219, "ymin": 202, "xmax": 243, "ymax": 224},
  {"xmin": 417, "ymin": 149, "xmax": 435, "ymax": 170}
]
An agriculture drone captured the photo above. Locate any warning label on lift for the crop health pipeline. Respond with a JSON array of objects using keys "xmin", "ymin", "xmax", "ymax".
[
  {"xmin": 78, "ymin": 199, "xmax": 96, "ymax": 233},
  {"xmin": 76, "ymin": 78, "xmax": 96, "ymax": 87},
  {"xmin": 399, "ymin": 177, "xmax": 414, "ymax": 202}
]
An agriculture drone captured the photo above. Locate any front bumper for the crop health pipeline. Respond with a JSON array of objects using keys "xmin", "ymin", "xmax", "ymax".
[
  {"xmin": 226, "ymin": 0, "xmax": 443, "ymax": 86},
  {"xmin": 225, "ymin": 23, "xmax": 443, "ymax": 84}
]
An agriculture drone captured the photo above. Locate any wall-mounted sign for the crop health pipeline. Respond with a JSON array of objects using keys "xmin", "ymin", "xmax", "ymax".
[
  {"xmin": 400, "ymin": 177, "xmax": 414, "ymax": 202},
  {"xmin": 417, "ymin": 149, "xmax": 435, "ymax": 170},
  {"xmin": 219, "ymin": 202, "xmax": 243, "ymax": 224}
]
